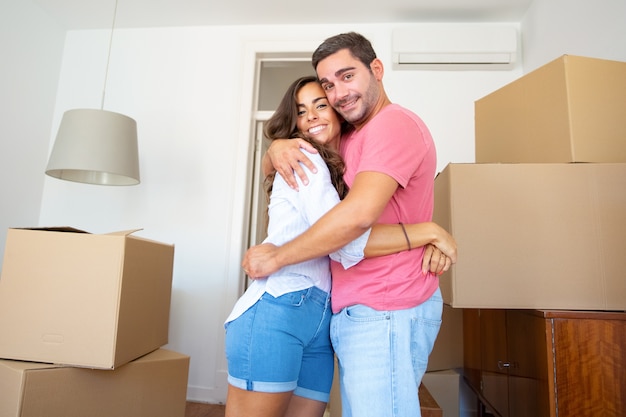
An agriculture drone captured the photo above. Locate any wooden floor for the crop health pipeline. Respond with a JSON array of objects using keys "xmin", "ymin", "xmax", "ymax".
[
  {"xmin": 185, "ymin": 402, "xmax": 226, "ymax": 417},
  {"xmin": 185, "ymin": 383, "xmax": 441, "ymax": 417}
]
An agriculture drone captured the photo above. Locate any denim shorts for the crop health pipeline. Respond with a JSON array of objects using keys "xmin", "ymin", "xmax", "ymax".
[
  {"xmin": 330, "ymin": 287, "xmax": 443, "ymax": 417},
  {"xmin": 225, "ymin": 286, "xmax": 334, "ymax": 402}
]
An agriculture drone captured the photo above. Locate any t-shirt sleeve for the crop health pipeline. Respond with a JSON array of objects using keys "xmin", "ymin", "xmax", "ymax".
[{"xmin": 355, "ymin": 109, "xmax": 432, "ymax": 188}]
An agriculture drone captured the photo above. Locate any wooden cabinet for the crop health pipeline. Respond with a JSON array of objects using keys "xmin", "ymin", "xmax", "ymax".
[{"xmin": 463, "ymin": 309, "xmax": 626, "ymax": 417}]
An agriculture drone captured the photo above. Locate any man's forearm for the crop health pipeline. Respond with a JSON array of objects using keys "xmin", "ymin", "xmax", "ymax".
[
  {"xmin": 364, "ymin": 223, "xmax": 434, "ymax": 258},
  {"xmin": 273, "ymin": 198, "xmax": 371, "ymax": 268},
  {"xmin": 243, "ymin": 171, "xmax": 398, "ymax": 278}
]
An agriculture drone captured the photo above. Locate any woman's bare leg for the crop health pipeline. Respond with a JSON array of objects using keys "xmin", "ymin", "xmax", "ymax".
[
  {"xmin": 285, "ymin": 395, "xmax": 328, "ymax": 417},
  {"xmin": 225, "ymin": 384, "xmax": 293, "ymax": 417}
]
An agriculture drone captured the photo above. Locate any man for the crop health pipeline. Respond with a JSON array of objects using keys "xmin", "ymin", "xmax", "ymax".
[{"xmin": 243, "ymin": 32, "xmax": 453, "ymax": 417}]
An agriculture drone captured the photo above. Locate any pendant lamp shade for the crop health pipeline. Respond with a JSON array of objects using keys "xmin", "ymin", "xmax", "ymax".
[{"xmin": 46, "ymin": 109, "xmax": 140, "ymax": 186}]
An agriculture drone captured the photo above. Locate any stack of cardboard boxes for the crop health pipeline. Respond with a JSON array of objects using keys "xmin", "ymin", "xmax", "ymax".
[
  {"xmin": 436, "ymin": 54, "xmax": 626, "ymax": 310},
  {"xmin": 424, "ymin": 54, "xmax": 626, "ymax": 417},
  {"xmin": 0, "ymin": 227, "xmax": 190, "ymax": 417}
]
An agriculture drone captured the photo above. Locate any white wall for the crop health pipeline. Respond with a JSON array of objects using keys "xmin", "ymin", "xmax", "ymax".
[
  {"xmin": 0, "ymin": 0, "xmax": 65, "ymax": 259},
  {"xmin": 2, "ymin": 0, "xmax": 625, "ymax": 405},
  {"xmin": 522, "ymin": 0, "xmax": 626, "ymax": 71}
]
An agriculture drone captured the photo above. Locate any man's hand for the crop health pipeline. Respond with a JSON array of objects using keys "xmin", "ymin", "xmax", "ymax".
[
  {"xmin": 265, "ymin": 139, "xmax": 318, "ymax": 190},
  {"xmin": 421, "ymin": 224, "xmax": 457, "ymax": 275},
  {"xmin": 432, "ymin": 225, "xmax": 457, "ymax": 262},
  {"xmin": 422, "ymin": 244, "xmax": 454, "ymax": 276},
  {"xmin": 242, "ymin": 243, "xmax": 281, "ymax": 279}
]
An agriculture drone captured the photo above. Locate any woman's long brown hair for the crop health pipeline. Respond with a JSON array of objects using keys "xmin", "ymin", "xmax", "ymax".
[{"xmin": 263, "ymin": 76, "xmax": 348, "ymax": 200}]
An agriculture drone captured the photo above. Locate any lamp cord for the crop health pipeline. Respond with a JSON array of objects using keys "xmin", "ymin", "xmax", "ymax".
[{"xmin": 101, "ymin": 0, "xmax": 119, "ymax": 110}]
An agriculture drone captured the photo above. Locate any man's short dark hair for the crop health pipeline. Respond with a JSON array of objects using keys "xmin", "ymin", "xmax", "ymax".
[{"xmin": 312, "ymin": 32, "xmax": 377, "ymax": 72}]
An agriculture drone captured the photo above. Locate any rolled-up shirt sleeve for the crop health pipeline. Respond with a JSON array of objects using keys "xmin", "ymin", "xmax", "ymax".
[{"xmin": 329, "ymin": 228, "xmax": 370, "ymax": 269}]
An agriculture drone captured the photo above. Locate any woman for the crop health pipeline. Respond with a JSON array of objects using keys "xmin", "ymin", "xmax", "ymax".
[{"xmin": 224, "ymin": 76, "xmax": 456, "ymax": 417}]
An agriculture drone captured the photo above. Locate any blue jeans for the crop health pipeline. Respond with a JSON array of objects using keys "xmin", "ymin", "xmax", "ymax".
[
  {"xmin": 225, "ymin": 286, "xmax": 334, "ymax": 402},
  {"xmin": 330, "ymin": 287, "xmax": 443, "ymax": 417}
]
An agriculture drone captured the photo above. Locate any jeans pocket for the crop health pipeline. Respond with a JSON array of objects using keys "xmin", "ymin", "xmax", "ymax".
[
  {"xmin": 343, "ymin": 304, "xmax": 389, "ymax": 322},
  {"xmin": 262, "ymin": 289, "xmax": 306, "ymax": 307}
]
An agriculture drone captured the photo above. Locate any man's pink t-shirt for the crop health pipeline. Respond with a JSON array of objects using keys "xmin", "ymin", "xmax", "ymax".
[{"xmin": 330, "ymin": 103, "xmax": 439, "ymax": 313}]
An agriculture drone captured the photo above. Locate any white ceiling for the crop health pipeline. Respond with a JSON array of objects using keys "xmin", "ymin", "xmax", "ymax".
[{"xmin": 31, "ymin": 0, "xmax": 534, "ymax": 30}]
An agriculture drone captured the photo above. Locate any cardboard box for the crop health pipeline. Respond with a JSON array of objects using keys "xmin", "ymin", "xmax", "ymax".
[
  {"xmin": 475, "ymin": 55, "xmax": 626, "ymax": 163},
  {"xmin": 0, "ymin": 227, "xmax": 175, "ymax": 369},
  {"xmin": 0, "ymin": 348, "xmax": 189, "ymax": 417},
  {"xmin": 433, "ymin": 163, "xmax": 626, "ymax": 310},
  {"xmin": 422, "ymin": 369, "xmax": 477, "ymax": 417},
  {"xmin": 427, "ymin": 304, "xmax": 463, "ymax": 372}
]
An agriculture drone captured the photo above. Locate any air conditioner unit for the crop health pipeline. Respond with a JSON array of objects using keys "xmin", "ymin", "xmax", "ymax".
[{"xmin": 392, "ymin": 24, "xmax": 518, "ymax": 70}]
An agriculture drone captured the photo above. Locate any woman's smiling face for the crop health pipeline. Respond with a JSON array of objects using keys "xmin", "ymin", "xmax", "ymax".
[{"xmin": 296, "ymin": 81, "xmax": 342, "ymax": 151}]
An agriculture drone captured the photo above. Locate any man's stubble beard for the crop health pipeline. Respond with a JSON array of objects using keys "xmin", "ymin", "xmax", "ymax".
[{"xmin": 336, "ymin": 77, "xmax": 380, "ymax": 126}]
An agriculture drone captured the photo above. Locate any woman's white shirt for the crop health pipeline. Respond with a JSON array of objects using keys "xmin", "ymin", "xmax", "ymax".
[{"xmin": 225, "ymin": 150, "xmax": 369, "ymax": 324}]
